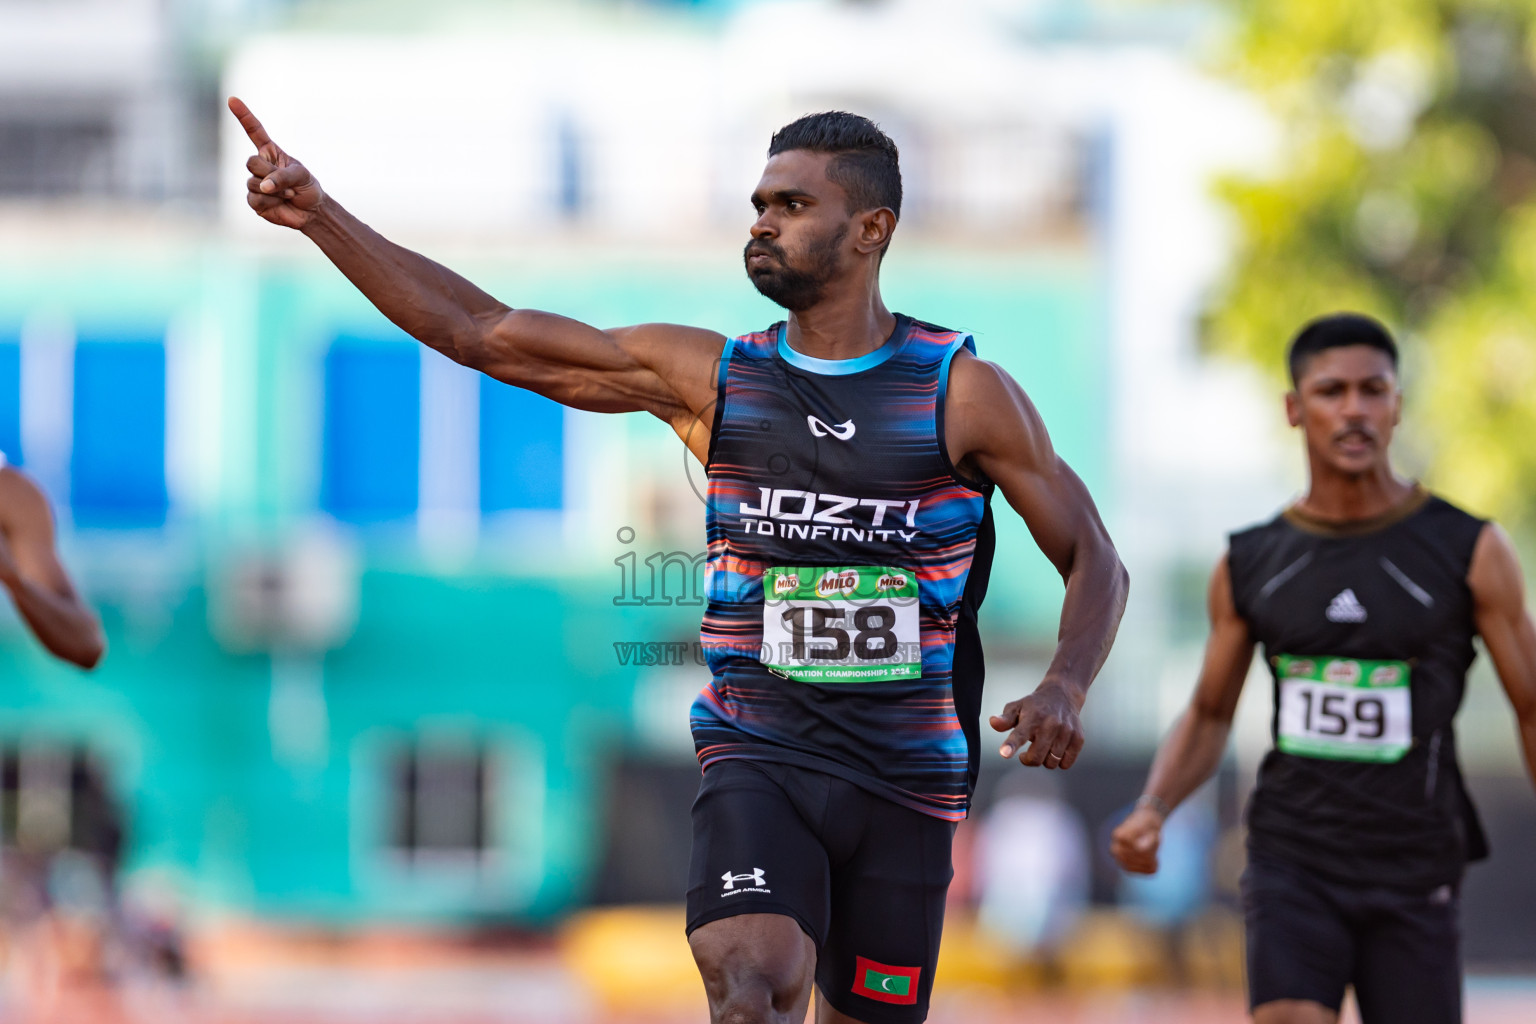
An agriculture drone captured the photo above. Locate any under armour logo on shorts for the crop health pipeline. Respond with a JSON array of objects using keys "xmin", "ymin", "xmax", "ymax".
[{"xmin": 721, "ymin": 868, "xmax": 768, "ymax": 893}]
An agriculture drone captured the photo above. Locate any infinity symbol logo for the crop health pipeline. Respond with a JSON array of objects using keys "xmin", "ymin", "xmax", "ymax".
[{"xmin": 807, "ymin": 416, "xmax": 856, "ymax": 440}]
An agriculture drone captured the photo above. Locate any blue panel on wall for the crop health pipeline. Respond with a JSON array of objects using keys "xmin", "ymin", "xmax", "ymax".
[
  {"xmin": 480, "ymin": 379, "xmax": 563, "ymax": 512},
  {"xmin": 72, "ymin": 339, "xmax": 167, "ymax": 528},
  {"xmin": 0, "ymin": 341, "xmax": 19, "ymax": 466},
  {"xmin": 322, "ymin": 338, "xmax": 420, "ymax": 524}
]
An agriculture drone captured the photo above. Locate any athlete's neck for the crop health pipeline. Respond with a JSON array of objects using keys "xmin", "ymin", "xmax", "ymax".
[
  {"xmin": 1295, "ymin": 464, "xmax": 1416, "ymax": 524},
  {"xmin": 782, "ymin": 288, "xmax": 897, "ymax": 362}
]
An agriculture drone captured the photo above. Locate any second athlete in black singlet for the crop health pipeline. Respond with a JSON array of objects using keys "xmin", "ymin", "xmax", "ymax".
[
  {"xmin": 1231, "ymin": 489, "xmax": 1488, "ymax": 890},
  {"xmin": 1229, "ymin": 488, "xmax": 1484, "ymax": 1018},
  {"xmin": 1112, "ymin": 314, "xmax": 1536, "ymax": 1024}
]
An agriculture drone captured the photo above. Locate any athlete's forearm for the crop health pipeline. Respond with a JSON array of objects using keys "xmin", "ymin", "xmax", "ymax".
[
  {"xmin": 301, "ymin": 200, "xmax": 507, "ymax": 367},
  {"xmin": 4, "ymin": 578, "xmax": 104, "ymax": 669},
  {"xmin": 1142, "ymin": 706, "xmax": 1230, "ymax": 812},
  {"xmin": 1039, "ymin": 536, "xmax": 1128, "ymax": 704}
]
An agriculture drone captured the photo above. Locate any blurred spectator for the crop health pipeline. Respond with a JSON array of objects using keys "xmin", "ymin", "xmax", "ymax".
[{"xmin": 973, "ymin": 771, "xmax": 1090, "ymax": 955}]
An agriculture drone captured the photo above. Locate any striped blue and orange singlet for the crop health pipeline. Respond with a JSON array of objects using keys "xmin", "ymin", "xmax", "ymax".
[{"xmin": 690, "ymin": 313, "xmax": 996, "ymax": 821}]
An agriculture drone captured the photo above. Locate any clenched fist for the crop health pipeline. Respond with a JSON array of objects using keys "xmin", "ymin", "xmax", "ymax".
[{"xmin": 1109, "ymin": 801, "xmax": 1165, "ymax": 874}]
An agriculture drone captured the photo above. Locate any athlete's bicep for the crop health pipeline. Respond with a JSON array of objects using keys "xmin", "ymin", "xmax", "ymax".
[
  {"xmin": 477, "ymin": 311, "xmax": 725, "ymax": 422},
  {"xmin": 1190, "ymin": 555, "xmax": 1255, "ymax": 723},
  {"xmin": 1469, "ymin": 524, "xmax": 1536, "ymax": 720},
  {"xmin": 949, "ymin": 356, "xmax": 1112, "ymax": 577},
  {"xmin": 995, "ymin": 456, "xmax": 1108, "ymax": 582}
]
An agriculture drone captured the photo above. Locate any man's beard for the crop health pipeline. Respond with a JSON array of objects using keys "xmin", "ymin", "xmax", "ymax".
[{"xmin": 743, "ymin": 224, "xmax": 848, "ymax": 311}]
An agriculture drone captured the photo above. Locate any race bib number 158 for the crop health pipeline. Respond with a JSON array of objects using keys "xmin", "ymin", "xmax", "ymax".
[
  {"xmin": 1275, "ymin": 655, "xmax": 1411, "ymax": 763},
  {"xmin": 761, "ymin": 566, "xmax": 920, "ymax": 683}
]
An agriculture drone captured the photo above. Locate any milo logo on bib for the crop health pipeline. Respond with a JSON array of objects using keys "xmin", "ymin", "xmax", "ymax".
[
  {"xmin": 1323, "ymin": 659, "xmax": 1361, "ymax": 685},
  {"xmin": 772, "ymin": 574, "xmax": 801, "ymax": 596},
  {"xmin": 761, "ymin": 565, "xmax": 921, "ymax": 683},
  {"xmin": 816, "ymin": 570, "xmax": 861, "ymax": 598},
  {"xmin": 1275, "ymin": 654, "xmax": 1412, "ymax": 763},
  {"xmin": 1369, "ymin": 663, "xmax": 1405, "ymax": 686}
]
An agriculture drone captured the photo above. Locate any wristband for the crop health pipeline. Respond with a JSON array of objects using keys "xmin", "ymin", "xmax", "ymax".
[{"xmin": 1135, "ymin": 793, "xmax": 1171, "ymax": 820}]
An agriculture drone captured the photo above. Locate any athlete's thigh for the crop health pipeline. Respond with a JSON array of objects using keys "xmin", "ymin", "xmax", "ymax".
[
  {"xmin": 1352, "ymin": 884, "xmax": 1462, "ymax": 1024},
  {"xmin": 686, "ymin": 759, "xmax": 832, "ymax": 948},
  {"xmin": 815, "ymin": 788, "xmax": 953, "ymax": 1024},
  {"xmin": 1242, "ymin": 852, "xmax": 1355, "ymax": 1016}
]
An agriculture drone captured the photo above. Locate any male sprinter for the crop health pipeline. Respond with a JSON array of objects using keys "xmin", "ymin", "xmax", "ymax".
[
  {"xmin": 1110, "ymin": 313, "xmax": 1536, "ymax": 1024},
  {"xmin": 0, "ymin": 456, "xmax": 104, "ymax": 669},
  {"xmin": 233, "ymin": 100, "xmax": 1128, "ymax": 1024}
]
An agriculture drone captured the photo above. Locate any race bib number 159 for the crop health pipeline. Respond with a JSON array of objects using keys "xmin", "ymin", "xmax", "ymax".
[
  {"xmin": 761, "ymin": 566, "xmax": 920, "ymax": 683},
  {"xmin": 1275, "ymin": 655, "xmax": 1411, "ymax": 763}
]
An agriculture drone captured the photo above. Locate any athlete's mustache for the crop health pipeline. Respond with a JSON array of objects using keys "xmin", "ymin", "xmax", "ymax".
[{"xmin": 1333, "ymin": 426, "xmax": 1377, "ymax": 445}]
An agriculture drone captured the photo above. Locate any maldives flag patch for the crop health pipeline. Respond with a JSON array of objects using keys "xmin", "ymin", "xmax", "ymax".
[{"xmin": 851, "ymin": 955, "xmax": 921, "ymax": 1005}]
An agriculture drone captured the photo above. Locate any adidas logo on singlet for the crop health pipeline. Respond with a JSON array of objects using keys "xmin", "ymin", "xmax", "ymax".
[{"xmin": 1325, "ymin": 589, "xmax": 1368, "ymax": 623}]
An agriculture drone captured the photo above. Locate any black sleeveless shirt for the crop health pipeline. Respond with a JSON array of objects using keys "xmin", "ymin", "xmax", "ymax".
[
  {"xmin": 691, "ymin": 316, "xmax": 996, "ymax": 821},
  {"xmin": 1228, "ymin": 488, "xmax": 1489, "ymax": 888}
]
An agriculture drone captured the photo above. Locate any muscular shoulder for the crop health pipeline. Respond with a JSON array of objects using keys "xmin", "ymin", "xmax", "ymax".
[
  {"xmin": 944, "ymin": 350, "xmax": 1052, "ymax": 471},
  {"xmin": 945, "ymin": 347, "xmax": 1007, "ymax": 399},
  {"xmin": 1469, "ymin": 521, "xmax": 1524, "ymax": 610}
]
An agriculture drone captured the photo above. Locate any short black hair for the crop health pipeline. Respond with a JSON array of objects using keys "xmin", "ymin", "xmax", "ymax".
[
  {"xmin": 768, "ymin": 111, "xmax": 902, "ymax": 220},
  {"xmin": 1287, "ymin": 312, "xmax": 1399, "ymax": 387}
]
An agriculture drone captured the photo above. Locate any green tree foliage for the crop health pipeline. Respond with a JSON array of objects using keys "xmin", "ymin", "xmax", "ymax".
[{"xmin": 1207, "ymin": 0, "xmax": 1536, "ymax": 526}]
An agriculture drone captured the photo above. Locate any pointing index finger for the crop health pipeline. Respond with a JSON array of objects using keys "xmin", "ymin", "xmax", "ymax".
[{"xmin": 227, "ymin": 96, "xmax": 273, "ymax": 151}]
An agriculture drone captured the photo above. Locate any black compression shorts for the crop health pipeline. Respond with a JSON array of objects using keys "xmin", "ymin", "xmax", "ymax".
[
  {"xmin": 1242, "ymin": 849, "xmax": 1462, "ymax": 1023},
  {"xmin": 685, "ymin": 758, "xmax": 955, "ymax": 1024}
]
